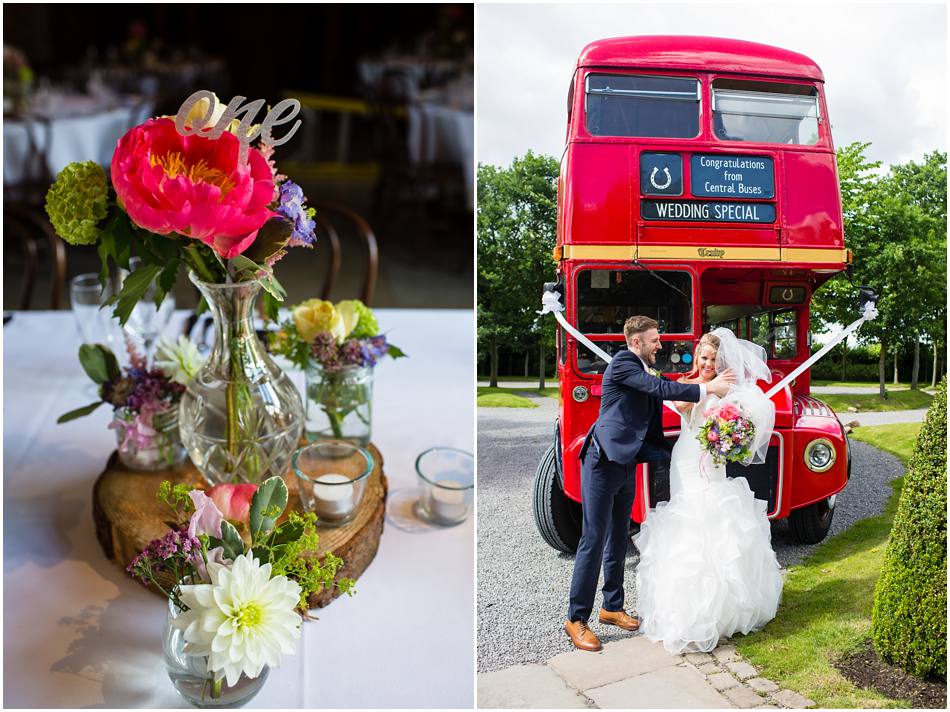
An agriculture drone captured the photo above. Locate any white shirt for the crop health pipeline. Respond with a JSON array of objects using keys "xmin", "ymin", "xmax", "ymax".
[{"xmin": 635, "ymin": 351, "xmax": 707, "ymax": 401}]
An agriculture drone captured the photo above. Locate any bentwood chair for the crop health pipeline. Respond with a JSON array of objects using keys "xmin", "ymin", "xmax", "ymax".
[{"xmin": 3, "ymin": 204, "xmax": 67, "ymax": 310}]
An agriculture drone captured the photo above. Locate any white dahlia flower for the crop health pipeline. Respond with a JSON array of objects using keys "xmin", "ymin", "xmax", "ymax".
[
  {"xmin": 173, "ymin": 554, "xmax": 302, "ymax": 686},
  {"xmin": 155, "ymin": 334, "xmax": 205, "ymax": 385}
]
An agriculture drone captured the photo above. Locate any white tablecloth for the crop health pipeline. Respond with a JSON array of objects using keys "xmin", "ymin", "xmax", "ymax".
[
  {"xmin": 2, "ymin": 309, "xmax": 474, "ymax": 708},
  {"xmin": 407, "ymin": 103, "xmax": 474, "ymax": 210},
  {"xmin": 3, "ymin": 104, "xmax": 150, "ymax": 184}
]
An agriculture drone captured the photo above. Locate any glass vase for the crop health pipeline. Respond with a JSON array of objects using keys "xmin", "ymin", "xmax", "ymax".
[
  {"xmin": 179, "ymin": 274, "xmax": 304, "ymax": 485},
  {"xmin": 304, "ymin": 362, "xmax": 373, "ymax": 446},
  {"xmin": 113, "ymin": 406, "xmax": 187, "ymax": 471},
  {"xmin": 164, "ymin": 598, "xmax": 268, "ymax": 708}
]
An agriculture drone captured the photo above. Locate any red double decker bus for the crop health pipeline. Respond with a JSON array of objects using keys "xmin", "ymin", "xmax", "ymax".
[{"xmin": 534, "ymin": 36, "xmax": 853, "ymax": 552}]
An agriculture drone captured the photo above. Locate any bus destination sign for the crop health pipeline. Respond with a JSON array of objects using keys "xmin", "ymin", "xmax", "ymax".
[
  {"xmin": 641, "ymin": 200, "xmax": 776, "ymax": 223},
  {"xmin": 690, "ymin": 154, "xmax": 775, "ymax": 199}
]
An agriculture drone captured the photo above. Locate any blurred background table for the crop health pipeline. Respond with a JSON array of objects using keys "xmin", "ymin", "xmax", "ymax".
[{"xmin": 2, "ymin": 308, "xmax": 474, "ymax": 708}]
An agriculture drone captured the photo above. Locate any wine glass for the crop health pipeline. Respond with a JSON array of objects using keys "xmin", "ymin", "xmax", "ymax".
[
  {"xmin": 70, "ymin": 273, "xmax": 123, "ymax": 394},
  {"xmin": 121, "ymin": 258, "xmax": 176, "ymax": 366}
]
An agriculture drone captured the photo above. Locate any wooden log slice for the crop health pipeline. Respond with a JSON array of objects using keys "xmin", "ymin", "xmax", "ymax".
[{"xmin": 93, "ymin": 444, "xmax": 386, "ymax": 609}]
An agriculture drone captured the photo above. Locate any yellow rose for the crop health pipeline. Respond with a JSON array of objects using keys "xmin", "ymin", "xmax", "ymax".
[{"xmin": 293, "ymin": 299, "xmax": 343, "ymax": 342}]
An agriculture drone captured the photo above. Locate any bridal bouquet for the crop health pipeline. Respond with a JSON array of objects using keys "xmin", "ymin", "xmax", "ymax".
[
  {"xmin": 697, "ymin": 401, "xmax": 756, "ymax": 466},
  {"xmin": 129, "ymin": 476, "xmax": 354, "ymax": 700},
  {"xmin": 57, "ymin": 338, "xmax": 202, "ymax": 469}
]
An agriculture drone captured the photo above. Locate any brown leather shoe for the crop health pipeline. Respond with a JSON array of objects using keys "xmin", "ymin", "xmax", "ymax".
[
  {"xmin": 599, "ymin": 608, "xmax": 640, "ymax": 631},
  {"xmin": 565, "ymin": 620, "xmax": 603, "ymax": 652}
]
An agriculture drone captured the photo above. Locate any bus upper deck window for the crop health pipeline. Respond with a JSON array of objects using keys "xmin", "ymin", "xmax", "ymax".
[
  {"xmin": 712, "ymin": 80, "xmax": 820, "ymax": 145},
  {"xmin": 586, "ymin": 74, "xmax": 700, "ymax": 138}
]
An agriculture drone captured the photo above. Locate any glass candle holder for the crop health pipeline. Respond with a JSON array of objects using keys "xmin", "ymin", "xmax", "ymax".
[
  {"xmin": 292, "ymin": 441, "xmax": 373, "ymax": 526},
  {"xmin": 415, "ymin": 447, "xmax": 474, "ymax": 526}
]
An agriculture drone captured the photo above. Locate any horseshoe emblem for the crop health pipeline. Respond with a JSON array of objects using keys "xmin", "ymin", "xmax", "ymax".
[
  {"xmin": 650, "ymin": 166, "xmax": 672, "ymax": 190},
  {"xmin": 782, "ymin": 288, "xmax": 794, "ymax": 302}
]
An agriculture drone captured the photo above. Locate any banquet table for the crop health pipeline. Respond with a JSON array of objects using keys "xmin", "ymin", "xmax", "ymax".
[
  {"xmin": 3, "ymin": 102, "xmax": 151, "ymax": 184},
  {"xmin": 407, "ymin": 102, "xmax": 474, "ymax": 210},
  {"xmin": 2, "ymin": 308, "xmax": 475, "ymax": 708}
]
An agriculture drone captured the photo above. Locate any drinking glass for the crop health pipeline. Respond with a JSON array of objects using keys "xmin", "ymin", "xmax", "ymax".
[
  {"xmin": 70, "ymin": 273, "xmax": 122, "ymax": 348},
  {"xmin": 121, "ymin": 257, "xmax": 176, "ymax": 365}
]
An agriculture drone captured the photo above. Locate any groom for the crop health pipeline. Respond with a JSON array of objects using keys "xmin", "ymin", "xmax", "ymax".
[{"xmin": 565, "ymin": 316, "xmax": 735, "ymax": 651}]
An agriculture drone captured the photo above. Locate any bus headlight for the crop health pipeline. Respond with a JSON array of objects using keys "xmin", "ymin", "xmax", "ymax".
[
  {"xmin": 804, "ymin": 439, "xmax": 836, "ymax": 473},
  {"xmin": 572, "ymin": 386, "xmax": 589, "ymax": 403}
]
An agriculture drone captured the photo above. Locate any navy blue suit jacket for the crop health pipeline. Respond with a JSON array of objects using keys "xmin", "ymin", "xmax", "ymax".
[{"xmin": 581, "ymin": 350, "xmax": 702, "ymax": 465}]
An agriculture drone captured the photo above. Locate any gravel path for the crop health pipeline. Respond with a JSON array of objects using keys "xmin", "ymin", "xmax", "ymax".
[{"xmin": 476, "ymin": 400, "xmax": 908, "ymax": 673}]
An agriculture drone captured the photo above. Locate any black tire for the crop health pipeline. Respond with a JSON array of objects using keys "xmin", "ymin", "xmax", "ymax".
[
  {"xmin": 533, "ymin": 445, "xmax": 583, "ymax": 554},
  {"xmin": 788, "ymin": 497, "xmax": 835, "ymax": 544}
]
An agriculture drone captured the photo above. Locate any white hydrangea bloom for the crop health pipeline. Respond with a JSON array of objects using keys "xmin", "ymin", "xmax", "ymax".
[{"xmin": 173, "ymin": 554, "xmax": 302, "ymax": 686}]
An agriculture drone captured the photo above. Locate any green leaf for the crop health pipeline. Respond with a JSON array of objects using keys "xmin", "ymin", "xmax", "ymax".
[
  {"xmin": 57, "ymin": 401, "xmax": 104, "ymax": 423},
  {"xmin": 261, "ymin": 290, "xmax": 280, "ymax": 323},
  {"xmin": 270, "ymin": 520, "xmax": 305, "ymax": 546},
  {"xmin": 78, "ymin": 343, "xmax": 119, "ymax": 383},
  {"xmin": 156, "ymin": 260, "xmax": 180, "ymax": 308},
  {"xmin": 249, "ymin": 476, "xmax": 288, "ymax": 538},
  {"xmin": 112, "ymin": 263, "xmax": 163, "ymax": 325},
  {"xmin": 387, "ymin": 344, "xmax": 408, "ymax": 359},
  {"xmin": 219, "ymin": 520, "xmax": 245, "ymax": 560},
  {"xmin": 241, "ymin": 218, "xmax": 293, "ymax": 265}
]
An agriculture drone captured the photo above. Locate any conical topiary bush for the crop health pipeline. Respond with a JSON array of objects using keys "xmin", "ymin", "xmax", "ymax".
[{"xmin": 871, "ymin": 377, "xmax": 947, "ymax": 679}]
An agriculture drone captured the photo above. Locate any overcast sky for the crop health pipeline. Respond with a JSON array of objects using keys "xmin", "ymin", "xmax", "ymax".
[{"xmin": 476, "ymin": 2, "xmax": 947, "ymax": 170}]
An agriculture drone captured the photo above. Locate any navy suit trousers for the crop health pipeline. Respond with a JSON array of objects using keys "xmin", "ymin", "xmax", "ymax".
[{"xmin": 568, "ymin": 437, "xmax": 638, "ymax": 622}]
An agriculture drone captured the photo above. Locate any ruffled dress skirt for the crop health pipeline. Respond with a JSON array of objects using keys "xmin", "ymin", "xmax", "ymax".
[{"xmin": 633, "ymin": 461, "xmax": 783, "ymax": 654}]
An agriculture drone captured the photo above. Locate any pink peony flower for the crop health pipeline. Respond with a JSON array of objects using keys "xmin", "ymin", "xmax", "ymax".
[
  {"xmin": 111, "ymin": 118, "xmax": 276, "ymax": 259},
  {"xmin": 707, "ymin": 432, "xmax": 719, "ymax": 442},
  {"xmin": 206, "ymin": 483, "xmax": 258, "ymax": 523}
]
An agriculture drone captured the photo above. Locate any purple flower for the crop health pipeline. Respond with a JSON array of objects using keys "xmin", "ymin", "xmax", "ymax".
[
  {"xmin": 276, "ymin": 180, "xmax": 316, "ymax": 247},
  {"xmin": 188, "ymin": 490, "xmax": 224, "ymax": 539}
]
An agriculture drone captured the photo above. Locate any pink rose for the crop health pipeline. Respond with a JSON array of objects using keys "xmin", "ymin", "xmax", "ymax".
[
  {"xmin": 707, "ymin": 432, "xmax": 719, "ymax": 442},
  {"xmin": 207, "ymin": 483, "xmax": 258, "ymax": 523},
  {"xmin": 187, "ymin": 490, "xmax": 223, "ymax": 539},
  {"xmin": 718, "ymin": 403, "xmax": 740, "ymax": 420}
]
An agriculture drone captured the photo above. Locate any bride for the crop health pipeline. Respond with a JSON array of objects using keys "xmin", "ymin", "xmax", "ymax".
[{"xmin": 633, "ymin": 328, "xmax": 783, "ymax": 654}]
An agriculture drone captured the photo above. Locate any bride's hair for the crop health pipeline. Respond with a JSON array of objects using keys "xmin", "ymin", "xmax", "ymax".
[{"xmin": 681, "ymin": 332, "xmax": 721, "ymax": 381}]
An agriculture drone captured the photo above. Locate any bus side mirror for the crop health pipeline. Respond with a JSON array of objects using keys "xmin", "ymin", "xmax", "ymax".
[{"xmin": 858, "ymin": 286, "xmax": 878, "ymax": 310}]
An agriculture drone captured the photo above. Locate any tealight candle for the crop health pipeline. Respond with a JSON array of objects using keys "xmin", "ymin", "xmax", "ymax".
[
  {"xmin": 429, "ymin": 479, "xmax": 467, "ymax": 522},
  {"xmin": 311, "ymin": 473, "xmax": 355, "ymax": 520}
]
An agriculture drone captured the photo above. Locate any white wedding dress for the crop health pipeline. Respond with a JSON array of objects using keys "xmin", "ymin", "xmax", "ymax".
[{"xmin": 632, "ymin": 391, "xmax": 784, "ymax": 654}]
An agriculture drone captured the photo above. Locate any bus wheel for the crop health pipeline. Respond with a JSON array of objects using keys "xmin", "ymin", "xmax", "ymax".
[
  {"xmin": 788, "ymin": 497, "xmax": 835, "ymax": 544},
  {"xmin": 533, "ymin": 445, "xmax": 582, "ymax": 554}
]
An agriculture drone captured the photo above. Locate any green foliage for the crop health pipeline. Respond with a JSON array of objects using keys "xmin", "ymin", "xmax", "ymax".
[
  {"xmin": 269, "ymin": 321, "xmax": 312, "ymax": 370},
  {"xmin": 340, "ymin": 300, "xmax": 379, "ymax": 338},
  {"xmin": 813, "ymin": 145, "xmax": 946, "ymax": 393},
  {"xmin": 477, "ymin": 152, "xmax": 559, "ymax": 384},
  {"xmin": 157, "ymin": 481, "xmax": 196, "ymax": 516},
  {"xmin": 44, "ymin": 161, "xmax": 109, "ymax": 245},
  {"xmin": 269, "ymin": 511, "xmax": 356, "ymax": 609},
  {"xmin": 249, "ymin": 476, "xmax": 289, "ymax": 539},
  {"xmin": 871, "ymin": 378, "xmax": 947, "ymax": 679}
]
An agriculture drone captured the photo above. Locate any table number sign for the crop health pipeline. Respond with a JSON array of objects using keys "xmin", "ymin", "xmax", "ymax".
[{"xmin": 175, "ymin": 89, "xmax": 302, "ymax": 164}]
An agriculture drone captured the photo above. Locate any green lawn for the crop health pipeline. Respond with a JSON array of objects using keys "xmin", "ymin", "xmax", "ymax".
[
  {"xmin": 734, "ymin": 422, "xmax": 921, "ymax": 708},
  {"xmin": 819, "ymin": 390, "xmax": 934, "ymax": 413},
  {"xmin": 476, "ymin": 387, "xmax": 537, "ymax": 409},
  {"xmin": 813, "ymin": 379, "xmax": 937, "ymax": 391}
]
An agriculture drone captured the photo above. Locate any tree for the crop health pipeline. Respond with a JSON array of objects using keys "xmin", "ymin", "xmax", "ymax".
[
  {"xmin": 813, "ymin": 144, "xmax": 947, "ymax": 396},
  {"xmin": 477, "ymin": 152, "xmax": 559, "ymax": 387}
]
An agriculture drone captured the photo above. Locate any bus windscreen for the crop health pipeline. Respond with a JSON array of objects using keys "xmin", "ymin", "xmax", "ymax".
[
  {"xmin": 712, "ymin": 81, "xmax": 820, "ymax": 145},
  {"xmin": 586, "ymin": 74, "xmax": 700, "ymax": 138}
]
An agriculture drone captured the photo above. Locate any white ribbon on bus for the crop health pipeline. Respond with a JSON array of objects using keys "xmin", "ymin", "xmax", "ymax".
[{"xmin": 539, "ymin": 288, "xmax": 879, "ymax": 406}]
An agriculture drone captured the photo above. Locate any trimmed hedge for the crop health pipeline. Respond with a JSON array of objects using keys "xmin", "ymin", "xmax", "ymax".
[{"xmin": 871, "ymin": 377, "xmax": 947, "ymax": 679}]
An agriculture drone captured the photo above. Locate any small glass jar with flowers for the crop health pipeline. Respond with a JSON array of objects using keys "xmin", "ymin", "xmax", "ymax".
[
  {"xmin": 129, "ymin": 477, "xmax": 354, "ymax": 707},
  {"xmin": 58, "ymin": 336, "xmax": 203, "ymax": 470},
  {"xmin": 269, "ymin": 299, "xmax": 405, "ymax": 445}
]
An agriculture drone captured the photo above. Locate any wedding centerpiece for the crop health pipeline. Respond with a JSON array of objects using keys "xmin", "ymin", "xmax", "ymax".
[
  {"xmin": 131, "ymin": 476, "xmax": 354, "ymax": 706},
  {"xmin": 269, "ymin": 298, "xmax": 405, "ymax": 444},
  {"xmin": 46, "ymin": 91, "xmax": 319, "ymax": 484},
  {"xmin": 697, "ymin": 400, "xmax": 756, "ymax": 466},
  {"xmin": 57, "ymin": 337, "xmax": 203, "ymax": 470}
]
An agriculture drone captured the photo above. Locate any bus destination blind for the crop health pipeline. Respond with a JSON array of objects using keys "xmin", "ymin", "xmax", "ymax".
[
  {"xmin": 641, "ymin": 200, "xmax": 776, "ymax": 223},
  {"xmin": 690, "ymin": 154, "xmax": 775, "ymax": 198}
]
